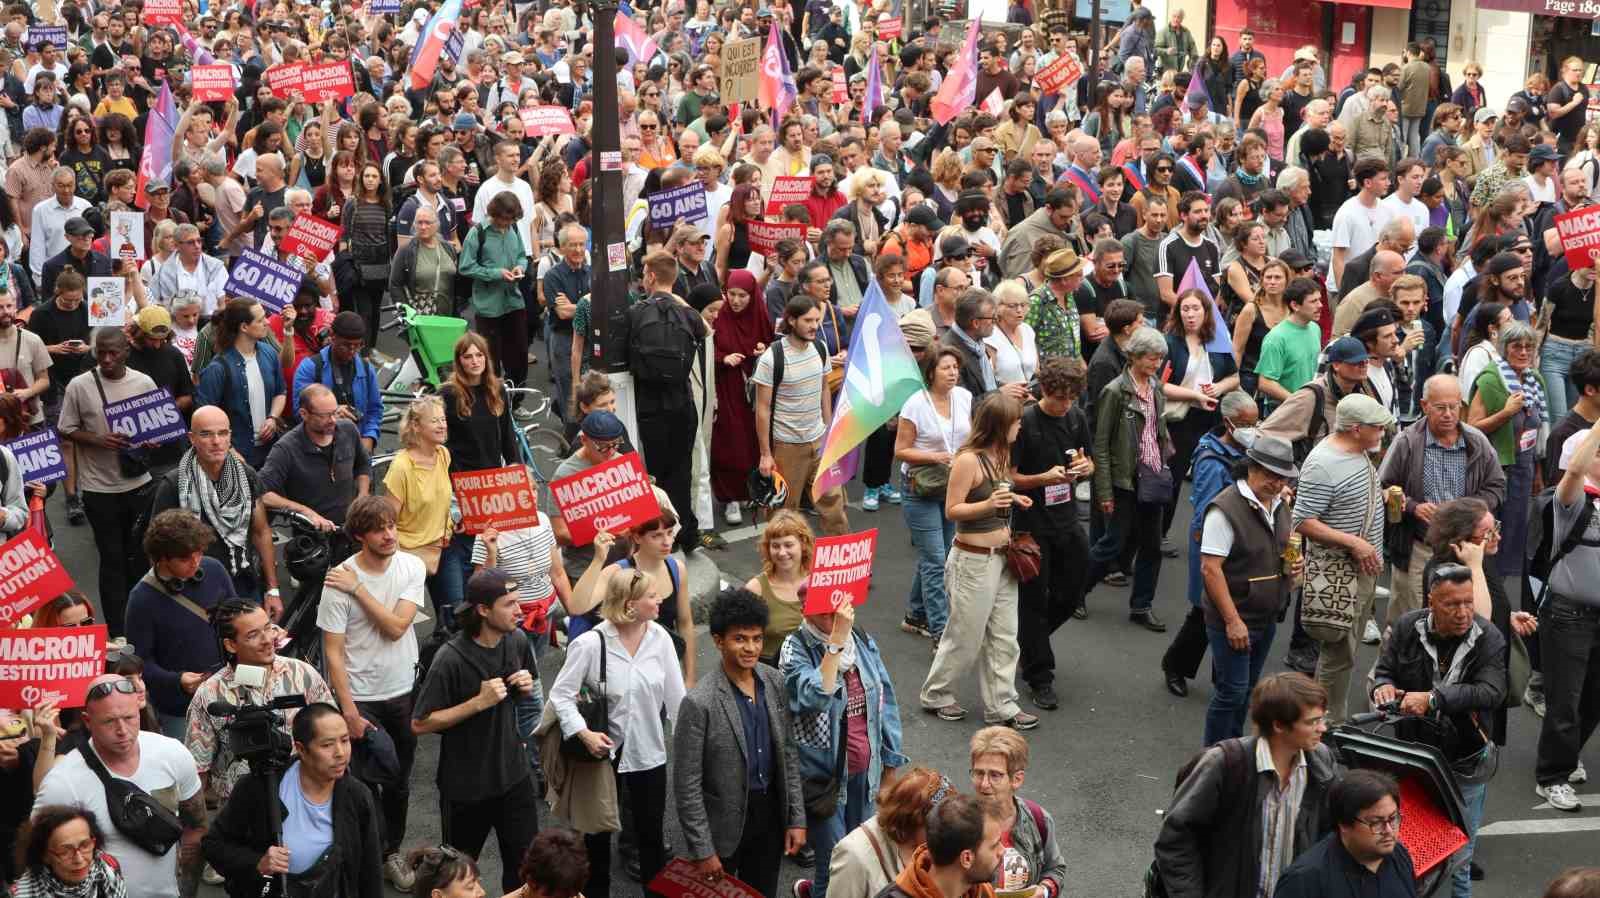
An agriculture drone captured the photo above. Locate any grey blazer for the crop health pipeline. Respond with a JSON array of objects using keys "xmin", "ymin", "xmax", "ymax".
[{"xmin": 672, "ymin": 663, "xmax": 806, "ymax": 860}]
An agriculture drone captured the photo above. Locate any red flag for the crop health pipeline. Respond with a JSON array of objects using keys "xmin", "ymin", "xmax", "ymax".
[{"xmin": 931, "ymin": 19, "xmax": 980, "ymax": 126}]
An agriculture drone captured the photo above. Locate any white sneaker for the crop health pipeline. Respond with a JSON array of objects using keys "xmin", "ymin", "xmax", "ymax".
[
  {"xmin": 724, "ymin": 502, "xmax": 742, "ymax": 525},
  {"xmin": 1363, "ymin": 620, "xmax": 1382, "ymax": 645},
  {"xmin": 1374, "ymin": 585, "xmax": 1391, "ymax": 600},
  {"xmin": 202, "ymin": 864, "xmax": 224, "ymax": 885},
  {"xmin": 384, "ymin": 853, "xmax": 416, "ymax": 891},
  {"xmin": 1538, "ymin": 782, "xmax": 1584, "ymax": 812},
  {"xmin": 1572, "ymin": 761, "xmax": 1589, "ymax": 785}
]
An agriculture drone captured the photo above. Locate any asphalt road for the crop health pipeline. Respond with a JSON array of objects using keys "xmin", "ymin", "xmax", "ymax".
[{"xmin": 48, "ymin": 349, "xmax": 1597, "ymax": 897}]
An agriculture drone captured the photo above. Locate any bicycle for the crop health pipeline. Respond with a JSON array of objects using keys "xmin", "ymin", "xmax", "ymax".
[
  {"xmin": 270, "ymin": 509, "xmax": 347, "ymax": 671},
  {"xmin": 374, "ymin": 302, "xmax": 468, "ymax": 396}
]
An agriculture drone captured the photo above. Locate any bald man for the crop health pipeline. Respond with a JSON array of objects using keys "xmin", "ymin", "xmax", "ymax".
[{"xmin": 1333, "ymin": 249, "xmax": 1407, "ymax": 337}]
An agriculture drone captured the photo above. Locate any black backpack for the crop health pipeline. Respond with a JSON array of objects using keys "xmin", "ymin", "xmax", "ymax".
[
  {"xmin": 627, "ymin": 293, "xmax": 703, "ymax": 384},
  {"xmin": 1144, "ymin": 738, "xmax": 1254, "ymax": 898},
  {"xmin": 1289, "ymin": 382, "xmax": 1329, "ymax": 466}
]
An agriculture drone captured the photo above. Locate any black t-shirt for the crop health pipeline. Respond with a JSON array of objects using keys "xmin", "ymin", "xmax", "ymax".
[
  {"xmin": 1549, "ymin": 82, "xmax": 1590, "ymax": 145},
  {"xmin": 1546, "ymin": 409, "xmax": 1596, "ymax": 483},
  {"xmin": 630, "ymin": 293, "xmax": 709, "ymax": 415},
  {"xmin": 90, "ymin": 40, "xmax": 136, "ymax": 75},
  {"xmin": 128, "ymin": 342, "xmax": 196, "ymax": 467},
  {"xmin": 59, "ymin": 146, "xmax": 110, "ymax": 203},
  {"xmin": 25, "ymin": 301, "xmax": 90, "ymax": 398},
  {"xmin": 244, "ymin": 186, "xmax": 286, "ymax": 246},
  {"xmin": 1013, "ymin": 402, "xmax": 1092, "ymax": 534},
  {"xmin": 1281, "ymin": 90, "xmax": 1313, "ymax": 139},
  {"xmin": 1546, "ymin": 275, "xmax": 1593, "ymax": 341},
  {"xmin": 413, "ymin": 630, "xmax": 537, "ymax": 802},
  {"xmin": 1004, "ymin": 191, "xmax": 1030, "ymax": 228},
  {"xmin": 0, "ymin": 737, "xmax": 39, "ymax": 882},
  {"xmin": 1159, "ymin": 231, "xmax": 1221, "ymax": 299}
]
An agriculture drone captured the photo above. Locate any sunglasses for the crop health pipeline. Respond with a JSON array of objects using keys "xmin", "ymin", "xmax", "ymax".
[
  {"xmin": 1154, "ymin": 165, "xmax": 1173, "ymax": 172},
  {"xmin": 86, "ymin": 678, "xmax": 139, "ymax": 702}
]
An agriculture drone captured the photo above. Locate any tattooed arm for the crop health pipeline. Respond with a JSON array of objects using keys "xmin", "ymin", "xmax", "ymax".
[{"xmin": 177, "ymin": 791, "xmax": 209, "ymax": 898}]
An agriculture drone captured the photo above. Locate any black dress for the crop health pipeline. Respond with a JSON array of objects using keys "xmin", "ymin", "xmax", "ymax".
[{"xmin": 728, "ymin": 221, "xmax": 751, "ymax": 271}]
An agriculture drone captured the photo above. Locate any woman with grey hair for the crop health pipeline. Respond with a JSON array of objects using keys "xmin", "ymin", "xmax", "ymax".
[
  {"xmin": 1087, "ymin": 327, "xmax": 1175, "ymax": 631},
  {"xmin": 1247, "ymin": 77, "xmax": 1287, "ymax": 163},
  {"xmin": 1465, "ymin": 320, "xmax": 1546, "ymax": 577}
]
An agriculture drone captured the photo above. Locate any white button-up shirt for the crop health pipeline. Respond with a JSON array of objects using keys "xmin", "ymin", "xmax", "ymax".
[
  {"xmin": 549, "ymin": 618, "xmax": 686, "ymax": 774},
  {"xmin": 28, "ymin": 194, "xmax": 92, "ymax": 281}
]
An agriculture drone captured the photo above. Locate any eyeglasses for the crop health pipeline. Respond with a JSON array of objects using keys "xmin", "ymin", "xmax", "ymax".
[
  {"xmin": 1474, "ymin": 521, "xmax": 1503, "ymax": 541},
  {"xmin": 1356, "ymin": 811, "xmax": 1403, "ymax": 833},
  {"xmin": 970, "ymin": 768, "xmax": 1011, "ymax": 782},
  {"xmin": 1154, "ymin": 165, "xmax": 1173, "ymax": 172},
  {"xmin": 639, "ymin": 123, "xmax": 658, "ymax": 131},
  {"xmin": 1099, "ymin": 261, "xmax": 1125, "ymax": 271},
  {"xmin": 587, "ymin": 436, "xmax": 623, "ymax": 453},
  {"xmin": 86, "ymin": 678, "xmax": 139, "ymax": 702},
  {"xmin": 49, "ymin": 839, "xmax": 96, "ymax": 861}
]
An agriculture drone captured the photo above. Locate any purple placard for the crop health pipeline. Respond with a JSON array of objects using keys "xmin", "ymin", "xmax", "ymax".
[
  {"xmin": 104, "ymin": 389, "xmax": 186, "ymax": 447},
  {"xmin": 2, "ymin": 428, "xmax": 66, "ymax": 486},
  {"xmin": 225, "ymin": 249, "xmax": 303, "ymax": 314},
  {"xmin": 28, "ymin": 26, "xmax": 66, "ymax": 50},
  {"xmin": 646, "ymin": 182, "xmax": 707, "ymax": 231},
  {"xmin": 371, "ymin": 0, "xmax": 400, "ymax": 11}
]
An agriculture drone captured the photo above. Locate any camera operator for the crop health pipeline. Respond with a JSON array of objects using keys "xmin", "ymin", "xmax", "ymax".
[
  {"xmin": 201, "ymin": 702, "xmax": 385, "ymax": 898},
  {"xmin": 185, "ymin": 600, "xmax": 334, "ymax": 807}
]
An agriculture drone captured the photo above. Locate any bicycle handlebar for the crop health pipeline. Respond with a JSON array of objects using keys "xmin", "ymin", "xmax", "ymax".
[{"xmin": 1346, "ymin": 701, "xmax": 1403, "ymax": 727}]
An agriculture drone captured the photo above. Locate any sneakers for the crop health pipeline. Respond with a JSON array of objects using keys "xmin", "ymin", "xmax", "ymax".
[
  {"xmin": 1161, "ymin": 537, "xmax": 1179, "ymax": 558},
  {"xmin": 884, "ymin": 486, "xmax": 903, "ymax": 504},
  {"xmin": 1004, "ymin": 711, "xmax": 1041, "ymax": 730},
  {"xmin": 862, "ymin": 487, "xmax": 880, "ymax": 511},
  {"xmin": 65, "ymin": 494, "xmax": 85, "ymax": 526},
  {"xmin": 202, "ymin": 864, "xmax": 224, "ymax": 885},
  {"xmin": 384, "ymin": 853, "xmax": 416, "ymax": 891},
  {"xmin": 1537, "ymin": 782, "xmax": 1583, "ymax": 812},
  {"xmin": 1572, "ymin": 761, "xmax": 1589, "ymax": 785},
  {"xmin": 900, "ymin": 615, "xmax": 933, "ymax": 638},
  {"xmin": 1031, "ymin": 684, "xmax": 1059, "ymax": 710},
  {"xmin": 1374, "ymin": 585, "xmax": 1392, "ymax": 600},
  {"xmin": 794, "ymin": 880, "xmax": 812, "ymax": 898},
  {"xmin": 1526, "ymin": 685, "xmax": 1547, "ymax": 718},
  {"xmin": 698, "ymin": 532, "xmax": 729, "ymax": 551},
  {"xmin": 1104, "ymin": 571, "xmax": 1129, "ymax": 586},
  {"xmin": 1363, "ymin": 620, "xmax": 1382, "ymax": 645},
  {"xmin": 928, "ymin": 703, "xmax": 968, "ymax": 721},
  {"xmin": 724, "ymin": 502, "xmax": 743, "ymax": 526}
]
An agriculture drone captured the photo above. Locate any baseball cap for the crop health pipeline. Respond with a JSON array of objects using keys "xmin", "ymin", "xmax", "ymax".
[
  {"xmin": 64, "ymin": 216, "xmax": 94, "ymax": 237},
  {"xmin": 465, "ymin": 568, "xmax": 518, "ymax": 607},
  {"xmin": 900, "ymin": 308, "xmax": 936, "ymax": 350},
  {"xmin": 452, "ymin": 112, "xmax": 479, "ymax": 131},
  {"xmin": 1530, "ymin": 143, "xmax": 1560, "ymax": 165},
  {"xmin": 135, "ymin": 305, "xmax": 172, "ymax": 336},
  {"xmin": 1336, "ymin": 394, "xmax": 1395, "ymax": 429},
  {"xmin": 145, "ymin": 178, "xmax": 171, "ymax": 193},
  {"xmin": 905, "ymin": 205, "xmax": 944, "ymax": 230},
  {"xmin": 581, "ymin": 410, "xmax": 626, "ymax": 441},
  {"xmin": 1485, "ymin": 251, "xmax": 1523, "ymax": 277},
  {"xmin": 1325, "ymin": 336, "xmax": 1369, "ymax": 365},
  {"xmin": 503, "ymin": 51, "xmax": 525, "ymax": 65},
  {"xmin": 1473, "ymin": 108, "xmax": 1498, "ymax": 125},
  {"xmin": 938, "ymin": 233, "xmax": 972, "ymax": 259},
  {"xmin": 1278, "ymin": 248, "xmax": 1314, "ymax": 271},
  {"xmin": 1506, "ymin": 96, "xmax": 1530, "ymax": 114}
]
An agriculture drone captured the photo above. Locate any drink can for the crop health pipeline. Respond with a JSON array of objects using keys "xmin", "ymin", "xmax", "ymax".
[
  {"xmin": 1282, "ymin": 533, "xmax": 1302, "ymax": 576},
  {"xmin": 1385, "ymin": 485, "xmax": 1405, "ymax": 524}
]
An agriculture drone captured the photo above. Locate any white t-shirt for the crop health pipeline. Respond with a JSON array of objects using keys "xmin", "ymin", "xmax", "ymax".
[
  {"xmin": 34, "ymin": 733, "xmax": 202, "ymax": 898},
  {"xmin": 241, "ymin": 349, "xmax": 266, "ymax": 435},
  {"xmin": 1525, "ymin": 174, "xmax": 1558, "ymax": 206},
  {"xmin": 899, "ymin": 387, "xmax": 973, "ymax": 475},
  {"xmin": 1330, "ymin": 196, "xmax": 1392, "ymax": 292},
  {"xmin": 316, "ymin": 551, "xmax": 426, "ymax": 701},
  {"xmin": 472, "ymin": 173, "xmax": 537, "ymax": 255},
  {"xmin": 1201, "ymin": 480, "xmax": 1283, "ymax": 556},
  {"xmin": 1378, "ymin": 193, "xmax": 1429, "ymax": 256}
]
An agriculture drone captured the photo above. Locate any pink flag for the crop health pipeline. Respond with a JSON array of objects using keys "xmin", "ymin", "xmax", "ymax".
[
  {"xmin": 135, "ymin": 82, "xmax": 177, "ymax": 209},
  {"xmin": 758, "ymin": 21, "xmax": 797, "ymax": 126},
  {"xmin": 173, "ymin": 22, "xmax": 215, "ymax": 66},
  {"xmin": 1177, "ymin": 259, "xmax": 1232, "ymax": 354},
  {"xmin": 862, "ymin": 44, "xmax": 882, "ymax": 122},
  {"xmin": 1185, "ymin": 67, "xmax": 1209, "ymax": 110},
  {"xmin": 614, "ymin": 11, "xmax": 660, "ymax": 66},
  {"xmin": 931, "ymin": 18, "xmax": 980, "ymax": 126}
]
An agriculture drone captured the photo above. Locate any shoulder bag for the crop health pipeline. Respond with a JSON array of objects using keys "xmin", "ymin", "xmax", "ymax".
[
  {"xmin": 77, "ymin": 744, "xmax": 184, "ymax": 856},
  {"xmin": 560, "ymin": 631, "xmax": 611, "ymax": 761},
  {"xmin": 92, "ymin": 368, "xmax": 148, "ymax": 479},
  {"xmin": 905, "ymin": 393, "xmax": 957, "ymax": 500},
  {"xmin": 1301, "ymin": 460, "xmax": 1379, "ymax": 635},
  {"xmin": 801, "ymin": 708, "xmax": 848, "ymax": 818}
]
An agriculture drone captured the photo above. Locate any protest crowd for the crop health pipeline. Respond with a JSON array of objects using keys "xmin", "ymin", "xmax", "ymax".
[{"xmin": 4, "ymin": 0, "xmax": 1600, "ymax": 897}]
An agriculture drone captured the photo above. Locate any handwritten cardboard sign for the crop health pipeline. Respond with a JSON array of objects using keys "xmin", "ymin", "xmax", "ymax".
[
  {"xmin": 452, "ymin": 466, "xmax": 540, "ymax": 534},
  {"xmin": 721, "ymin": 36, "xmax": 761, "ymax": 104},
  {"xmin": 549, "ymin": 452, "xmax": 662, "ymax": 546},
  {"xmin": 0, "ymin": 626, "xmax": 106, "ymax": 708},
  {"xmin": 803, "ymin": 529, "xmax": 877, "ymax": 614},
  {"xmin": 191, "ymin": 64, "xmax": 237, "ymax": 102},
  {"xmin": 0, "ymin": 533, "xmax": 75, "ymax": 628},
  {"xmin": 226, "ymin": 249, "xmax": 304, "ymax": 314}
]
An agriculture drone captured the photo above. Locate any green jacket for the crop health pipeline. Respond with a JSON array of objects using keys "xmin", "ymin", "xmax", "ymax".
[
  {"xmin": 458, "ymin": 222, "xmax": 529, "ymax": 318},
  {"xmin": 1473, "ymin": 365, "xmax": 1546, "ymax": 466},
  {"xmin": 1092, "ymin": 369, "xmax": 1173, "ymax": 503},
  {"xmin": 1154, "ymin": 25, "xmax": 1196, "ymax": 74}
]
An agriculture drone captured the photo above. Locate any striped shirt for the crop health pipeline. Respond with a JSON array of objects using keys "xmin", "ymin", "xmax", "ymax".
[
  {"xmin": 470, "ymin": 512, "xmax": 559, "ymax": 612},
  {"xmin": 752, "ymin": 338, "xmax": 829, "ymax": 444},
  {"xmin": 1292, "ymin": 443, "xmax": 1383, "ymax": 548},
  {"xmin": 1255, "ymin": 738, "xmax": 1308, "ymax": 898}
]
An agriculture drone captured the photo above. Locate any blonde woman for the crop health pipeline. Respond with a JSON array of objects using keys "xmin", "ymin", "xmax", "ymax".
[
  {"xmin": 743, "ymin": 509, "xmax": 815, "ymax": 666},
  {"xmin": 382, "ymin": 395, "xmax": 463, "ymax": 623},
  {"xmin": 139, "ymin": 219, "xmax": 179, "ymax": 290},
  {"xmin": 985, "ymin": 280, "xmax": 1037, "ymax": 385},
  {"xmin": 549, "ymin": 555, "xmax": 686, "ymax": 898},
  {"xmin": 839, "ymin": 169, "xmax": 891, "ymax": 257},
  {"xmin": 570, "ymin": 511, "xmax": 697, "ymax": 685}
]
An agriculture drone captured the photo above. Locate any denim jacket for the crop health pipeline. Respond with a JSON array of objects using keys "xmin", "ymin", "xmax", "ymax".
[
  {"xmin": 291, "ymin": 347, "xmax": 384, "ymax": 442},
  {"xmin": 196, "ymin": 343, "xmax": 287, "ymax": 460},
  {"xmin": 778, "ymin": 626, "xmax": 909, "ymax": 801}
]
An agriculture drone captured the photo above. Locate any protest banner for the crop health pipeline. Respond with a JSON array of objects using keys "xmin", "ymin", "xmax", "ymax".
[
  {"xmin": 27, "ymin": 25, "xmax": 66, "ymax": 50},
  {"xmin": 747, "ymin": 220, "xmax": 807, "ymax": 256},
  {"xmin": 648, "ymin": 182, "xmax": 709, "ymax": 230},
  {"xmin": 226, "ymin": 249, "xmax": 303, "ymax": 313},
  {"xmin": 764, "ymin": 176, "xmax": 814, "ymax": 215},
  {"xmin": 142, "ymin": 0, "xmax": 181, "ymax": 24},
  {"xmin": 371, "ymin": 0, "xmax": 400, "ymax": 11},
  {"xmin": 452, "ymin": 466, "xmax": 541, "ymax": 534},
  {"xmin": 648, "ymin": 859, "xmax": 764, "ymax": 898},
  {"xmin": 0, "ymin": 626, "xmax": 107, "ymax": 708},
  {"xmin": 520, "ymin": 105, "xmax": 576, "ymax": 137},
  {"xmin": 191, "ymin": 64, "xmax": 237, "ymax": 102},
  {"xmin": 831, "ymin": 65, "xmax": 847, "ymax": 104},
  {"xmin": 1556, "ymin": 206, "xmax": 1600, "ymax": 271},
  {"xmin": 721, "ymin": 37, "xmax": 761, "ymax": 103},
  {"xmin": 109, "ymin": 211, "xmax": 144, "ymax": 262},
  {"xmin": 549, "ymin": 451, "xmax": 661, "ymax": 546},
  {"xmin": 86, "ymin": 278, "xmax": 127, "ymax": 327},
  {"xmin": 0, "ymin": 532, "xmax": 75, "ymax": 628},
  {"xmin": 876, "ymin": 16, "xmax": 902, "ymax": 39},
  {"xmin": 1035, "ymin": 53, "xmax": 1083, "ymax": 95},
  {"xmin": 105, "ymin": 389, "xmax": 186, "ymax": 447},
  {"xmin": 2, "ymin": 429, "xmax": 66, "ymax": 487},
  {"xmin": 300, "ymin": 62, "xmax": 355, "ymax": 103},
  {"xmin": 803, "ymin": 529, "xmax": 878, "ymax": 614},
  {"xmin": 278, "ymin": 214, "xmax": 341, "ymax": 267},
  {"xmin": 267, "ymin": 62, "xmax": 306, "ymax": 98}
]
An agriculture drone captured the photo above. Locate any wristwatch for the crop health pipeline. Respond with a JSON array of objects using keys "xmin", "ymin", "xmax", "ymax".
[{"xmin": 825, "ymin": 643, "xmax": 845, "ymax": 656}]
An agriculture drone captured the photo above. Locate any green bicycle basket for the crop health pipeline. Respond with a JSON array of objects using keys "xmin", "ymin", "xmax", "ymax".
[{"xmin": 411, "ymin": 314, "xmax": 469, "ymax": 386}]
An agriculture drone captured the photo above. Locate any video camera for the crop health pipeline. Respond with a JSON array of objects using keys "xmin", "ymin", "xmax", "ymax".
[{"xmin": 207, "ymin": 667, "xmax": 307, "ymax": 774}]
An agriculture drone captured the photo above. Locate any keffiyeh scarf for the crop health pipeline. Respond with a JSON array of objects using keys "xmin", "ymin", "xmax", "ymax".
[
  {"xmin": 177, "ymin": 447, "xmax": 253, "ymax": 574},
  {"xmin": 11, "ymin": 856, "xmax": 128, "ymax": 898},
  {"xmin": 1494, "ymin": 355, "xmax": 1548, "ymax": 435}
]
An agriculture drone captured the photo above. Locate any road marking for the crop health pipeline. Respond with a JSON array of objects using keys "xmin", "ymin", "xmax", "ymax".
[{"xmin": 1478, "ymin": 817, "xmax": 1600, "ymax": 836}]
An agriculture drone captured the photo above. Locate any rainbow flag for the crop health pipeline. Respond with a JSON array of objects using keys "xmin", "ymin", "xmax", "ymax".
[
  {"xmin": 1177, "ymin": 258, "xmax": 1232, "ymax": 354},
  {"xmin": 813, "ymin": 282, "xmax": 925, "ymax": 499}
]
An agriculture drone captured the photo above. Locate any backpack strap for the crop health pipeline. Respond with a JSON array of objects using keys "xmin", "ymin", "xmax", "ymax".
[
  {"xmin": 1541, "ymin": 496, "xmax": 1597, "ymax": 611},
  {"xmin": 766, "ymin": 342, "xmax": 786, "ymax": 454},
  {"xmin": 1022, "ymin": 797, "xmax": 1049, "ymax": 845}
]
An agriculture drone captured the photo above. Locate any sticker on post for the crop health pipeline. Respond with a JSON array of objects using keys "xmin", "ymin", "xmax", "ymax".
[{"xmin": 607, "ymin": 242, "xmax": 628, "ymax": 272}]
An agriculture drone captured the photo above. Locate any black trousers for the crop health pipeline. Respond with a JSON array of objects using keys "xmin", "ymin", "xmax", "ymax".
[
  {"xmin": 483, "ymin": 307, "xmax": 531, "ymax": 392},
  {"xmin": 441, "ymin": 774, "xmax": 541, "ymax": 895},
  {"xmin": 1163, "ymin": 606, "xmax": 1210, "ymax": 680},
  {"xmin": 1535, "ymin": 597, "xmax": 1600, "ymax": 785},
  {"xmin": 84, "ymin": 486, "xmax": 150, "ymax": 638},
  {"xmin": 862, "ymin": 422, "xmax": 896, "ymax": 490},
  {"xmin": 585, "ymin": 764, "xmax": 669, "ymax": 898},
  {"xmin": 1163, "ymin": 411, "xmax": 1216, "ymax": 534},
  {"xmin": 350, "ymin": 281, "xmax": 386, "ymax": 349},
  {"xmin": 723, "ymin": 789, "xmax": 786, "ymax": 898},
  {"xmin": 1018, "ymin": 525, "xmax": 1088, "ymax": 689},
  {"xmin": 638, "ymin": 407, "xmax": 700, "ymax": 552},
  {"xmin": 355, "ymin": 693, "xmax": 418, "ymax": 857}
]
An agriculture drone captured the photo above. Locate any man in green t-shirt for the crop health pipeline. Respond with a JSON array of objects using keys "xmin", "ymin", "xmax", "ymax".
[{"xmin": 1256, "ymin": 278, "xmax": 1325, "ymax": 402}]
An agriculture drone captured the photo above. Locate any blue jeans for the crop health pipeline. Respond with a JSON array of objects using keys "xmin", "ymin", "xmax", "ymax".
[
  {"xmin": 1541, "ymin": 334, "xmax": 1587, "ymax": 426},
  {"xmin": 806, "ymin": 771, "xmax": 872, "ymax": 898},
  {"xmin": 425, "ymin": 537, "xmax": 471, "ymax": 628},
  {"xmin": 1204, "ymin": 621, "xmax": 1278, "ymax": 746},
  {"xmin": 1452, "ymin": 748, "xmax": 1491, "ymax": 898},
  {"xmin": 545, "ymin": 319, "xmax": 574, "ymax": 424},
  {"xmin": 904, "ymin": 495, "xmax": 955, "ymax": 636}
]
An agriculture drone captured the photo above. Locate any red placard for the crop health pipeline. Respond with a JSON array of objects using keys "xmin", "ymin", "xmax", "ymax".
[
  {"xmin": 191, "ymin": 64, "xmax": 237, "ymax": 102},
  {"xmin": 549, "ymin": 451, "xmax": 663, "ymax": 546},
  {"xmin": 830, "ymin": 66, "xmax": 847, "ymax": 104},
  {"xmin": 142, "ymin": 0, "xmax": 181, "ymax": 24},
  {"xmin": 0, "ymin": 530, "xmax": 76, "ymax": 629},
  {"xmin": 803, "ymin": 529, "xmax": 877, "ymax": 614},
  {"xmin": 520, "ymin": 105, "xmax": 576, "ymax": 137},
  {"xmin": 0, "ymin": 626, "xmax": 107, "ymax": 709},
  {"xmin": 764, "ymin": 176, "xmax": 814, "ymax": 216},
  {"xmin": 267, "ymin": 62, "xmax": 306, "ymax": 98},
  {"xmin": 1555, "ymin": 206, "xmax": 1600, "ymax": 272},
  {"xmin": 876, "ymin": 16, "xmax": 902, "ymax": 39},
  {"xmin": 452, "ymin": 466, "xmax": 540, "ymax": 534},
  {"xmin": 748, "ymin": 220, "xmax": 807, "ymax": 256},
  {"xmin": 299, "ymin": 62, "xmax": 355, "ymax": 103},
  {"xmin": 648, "ymin": 859, "xmax": 764, "ymax": 898},
  {"xmin": 1035, "ymin": 53, "xmax": 1084, "ymax": 96},
  {"xmin": 277, "ymin": 213, "xmax": 341, "ymax": 267}
]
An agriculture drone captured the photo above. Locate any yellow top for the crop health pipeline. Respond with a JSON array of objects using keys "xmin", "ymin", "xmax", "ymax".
[{"xmin": 383, "ymin": 444, "xmax": 453, "ymax": 549}]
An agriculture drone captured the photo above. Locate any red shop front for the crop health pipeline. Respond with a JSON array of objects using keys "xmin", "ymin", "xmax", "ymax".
[{"xmin": 1208, "ymin": 0, "xmax": 1411, "ymax": 102}]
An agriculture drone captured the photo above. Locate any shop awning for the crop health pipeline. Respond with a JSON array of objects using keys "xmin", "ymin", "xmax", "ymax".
[
  {"xmin": 1476, "ymin": 0, "xmax": 1590, "ymax": 17},
  {"xmin": 1319, "ymin": 0, "xmax": 1413, "ymax": 9}
]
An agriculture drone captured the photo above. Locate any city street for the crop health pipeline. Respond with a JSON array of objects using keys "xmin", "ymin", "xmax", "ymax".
[{"xmin": 42, "ymin": 352, "xmax": 1597, "ymax": 897}]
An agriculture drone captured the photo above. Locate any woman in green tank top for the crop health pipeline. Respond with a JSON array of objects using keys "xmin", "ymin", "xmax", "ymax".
[{"xmin": 745, "ymin": 509, "xmax": 815, "ymax": 666}]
